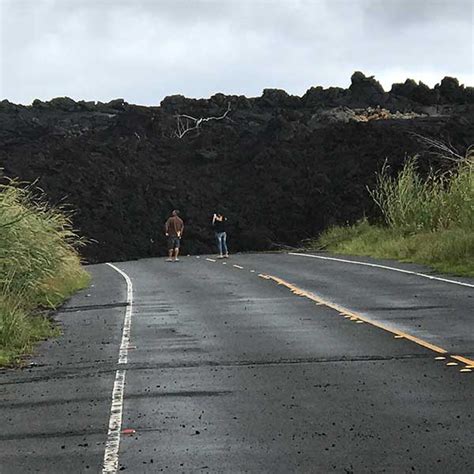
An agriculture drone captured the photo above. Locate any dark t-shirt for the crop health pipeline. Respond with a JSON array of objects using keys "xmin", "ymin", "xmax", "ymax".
[
  {"xmin": 213, "ymin": 217, "xmax": 226, "ymax": 233},
  {"xmin": 165, "ymin": 216, "xmax": 184, "ymax": 237}
]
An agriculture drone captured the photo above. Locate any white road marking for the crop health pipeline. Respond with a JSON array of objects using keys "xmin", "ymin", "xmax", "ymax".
[
  {"xmin": 206, "ymin": 258, "xmax": 216, "ymax": 262},
  {"xmin": 102, "ymin": 263, "xmax": 134, "ymax": 473},
  {"xmin": 102, "ymin": 369, "xmax": 126, "ymax": 473},
  {"xmin": 288, "ymin": 252, "xmax": 474, "ymax": 288},
  {"xmin": 233, "ymin": 264, "xmax": 244, "ymax": 269}
]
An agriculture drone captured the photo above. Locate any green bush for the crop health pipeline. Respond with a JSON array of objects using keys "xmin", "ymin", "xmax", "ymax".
[
  {"xmin": 0, "ymin": 179, "xmax": 89, "ymax": 365},
  {"xmin": 370, "ymin": 154, "xmax": 473, "ymax": 233},
  {"xmin": 311, "ymin": 147, "xmax": 474, "ymax": 276}
]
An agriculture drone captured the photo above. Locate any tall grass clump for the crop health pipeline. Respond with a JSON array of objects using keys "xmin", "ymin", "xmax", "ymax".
[
  {"xmin": 370, "ymin": 153, "xmax": 473, "ymax": 234},
  {"xmin": 0, "ymin": 179, "xmax": 90, "ymax": 365},
  {"xmin": 312, "ymin": 145, "xmax": 474, "ymax": 276}
]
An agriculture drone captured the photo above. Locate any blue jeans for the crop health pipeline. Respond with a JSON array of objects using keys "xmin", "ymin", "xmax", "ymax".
[{"xmin": 215, "ymin": 232, "xmax": 228, "ymax": 255}]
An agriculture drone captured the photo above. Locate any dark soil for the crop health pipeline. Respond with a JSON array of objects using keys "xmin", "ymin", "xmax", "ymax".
[{"xmin": 1, "ymin": 72, "xmax": 473, "ymax": 262}]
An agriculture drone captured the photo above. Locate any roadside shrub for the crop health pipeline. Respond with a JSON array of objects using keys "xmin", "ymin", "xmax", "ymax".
[
  {"xmin": 311, "ymin": 146, "xmax": 474, "ymax": 276},
  {"xmin": 0, "ymin": 179, "xmax": 89, "ymax": 364},
  {"xmin": 369, "ymin": 153, "xmax": 473, "ymax": 233}
]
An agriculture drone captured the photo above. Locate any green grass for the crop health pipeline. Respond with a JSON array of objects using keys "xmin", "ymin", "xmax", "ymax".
[
  {"xmin": 0, "ymin": 179, "xmax": 90, "ymax": 366},
  {"xmin": 310, "ymin": 149, "xmax": 474, "ymax": 277},
  {"xmin": 370, "ymin": 155, "xmax": 473, "ymax": 233},
  {"xmin": 313, "ymin": 220, "xmax": 473, "ymax": 276}
]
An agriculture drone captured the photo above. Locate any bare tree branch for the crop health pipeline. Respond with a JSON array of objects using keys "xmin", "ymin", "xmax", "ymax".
[
  {"xmin": 410, "ymin": 132, "xmax": 465, "ymax": 163},
  {"xmin": 174, "ymin": 102, "xmax": 232, "ymax": 138}
]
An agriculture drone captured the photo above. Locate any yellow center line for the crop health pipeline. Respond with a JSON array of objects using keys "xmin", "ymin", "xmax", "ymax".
[
  {"xmin": 258, "ymin": 274, "xmax": 468, "ymax": 366},
  {"xmin": 397, "ymin": 334, "xmax": 447, "ymax": 354},
  {"xmin": 451, "ymin": 355, "xmax": 474, "ymax": 366}
]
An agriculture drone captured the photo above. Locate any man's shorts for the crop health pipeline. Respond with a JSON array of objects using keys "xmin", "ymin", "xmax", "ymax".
[{"xmin": 167, "ymin": 236, "xmax": 181, "ymax": 250}]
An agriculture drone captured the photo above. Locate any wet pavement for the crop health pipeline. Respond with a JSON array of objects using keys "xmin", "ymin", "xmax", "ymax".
[{"xmin": 0, "ymin": 253, "xmax": 473, "ymax": 473}]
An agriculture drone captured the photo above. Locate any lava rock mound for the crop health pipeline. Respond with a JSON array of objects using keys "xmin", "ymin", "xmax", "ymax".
[{"xmin": 1, "ymin": 72, "xmax": 473, "ymax": 263}]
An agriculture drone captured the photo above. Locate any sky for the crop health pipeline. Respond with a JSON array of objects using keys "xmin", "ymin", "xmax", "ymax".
[{"xmin": 0, "ymin": 0, "xmax": 472, "ymax": 105}]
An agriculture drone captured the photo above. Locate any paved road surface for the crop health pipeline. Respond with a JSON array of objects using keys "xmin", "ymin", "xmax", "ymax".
[{"xmin": 0, "ymin": 253, "xmax": 473, "ymax": 473}]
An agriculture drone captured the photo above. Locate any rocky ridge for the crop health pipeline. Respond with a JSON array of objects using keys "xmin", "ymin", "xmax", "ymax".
[{"xmin": 0, "ymin": 72, "xmax": 473, "ymax": 262}]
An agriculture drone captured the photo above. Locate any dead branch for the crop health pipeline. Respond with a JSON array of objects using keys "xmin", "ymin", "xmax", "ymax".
[
  {"xmin": 410, "ymin": 133, "xmax": 465, "ymax": 163},
  {"xmin": 175, "ymin": 102, "xmax": 231, "ymax": 138}
]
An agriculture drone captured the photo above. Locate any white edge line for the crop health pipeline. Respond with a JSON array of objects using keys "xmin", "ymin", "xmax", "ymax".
[
  {"xmin": 288, "ymin": 252, "xmax": 474, "ymax": 289},
  {"xmin": 102, "ymin": 263, "xmax": 134, "ymax": 473}
]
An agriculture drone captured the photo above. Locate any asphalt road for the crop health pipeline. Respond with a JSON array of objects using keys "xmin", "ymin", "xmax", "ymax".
[{"xmin": 0, "ymin": 252, "xmax": 473, "ymax": 473}]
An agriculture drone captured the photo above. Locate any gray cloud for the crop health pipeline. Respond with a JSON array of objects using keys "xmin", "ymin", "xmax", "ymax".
[
  {"xmin": 0, "ymin": 0, "xmax": 472, "ymax": 105},
  {"xmin": 363, "ymin": 0, "xmax": 472, "ymax": 26}
]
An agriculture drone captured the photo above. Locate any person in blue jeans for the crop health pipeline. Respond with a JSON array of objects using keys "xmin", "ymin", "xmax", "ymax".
[{"xmin": 212, "ymin": 212, "xmax": 229, "ymax": 258}]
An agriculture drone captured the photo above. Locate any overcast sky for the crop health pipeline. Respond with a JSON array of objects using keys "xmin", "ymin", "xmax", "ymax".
[{"xmin": 0, "ymin": 0, "xmax": 472, "ymax": 105}]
